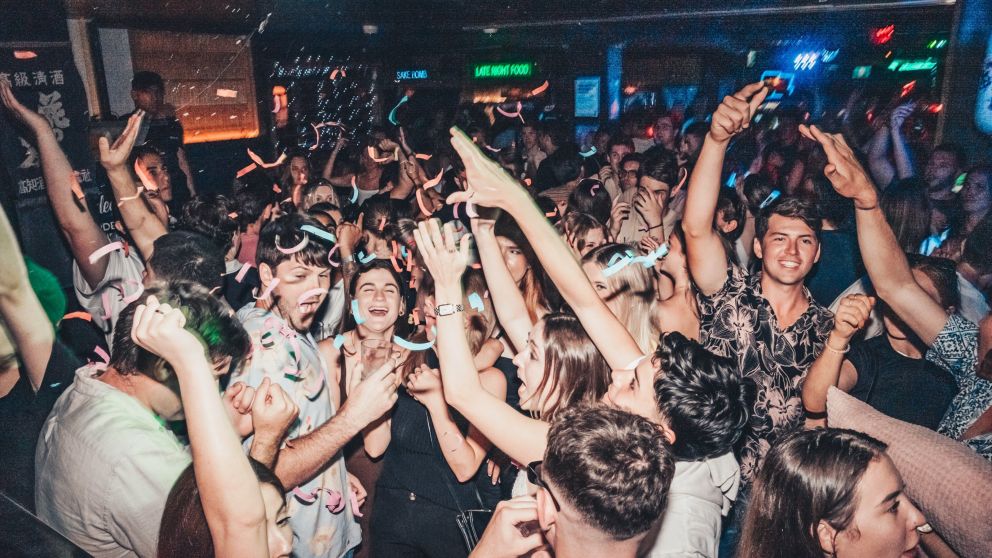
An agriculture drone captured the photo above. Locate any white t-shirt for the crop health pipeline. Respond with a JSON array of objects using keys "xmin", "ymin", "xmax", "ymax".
[
  {"xmin": 35, "ymin": 366, "xmax": 190, "ymax": 558},
  {"xmin": 72, "ymin": 246, "xmax": 145, "ymax": 346}
]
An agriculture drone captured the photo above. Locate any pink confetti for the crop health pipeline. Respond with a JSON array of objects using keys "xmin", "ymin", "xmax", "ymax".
[
  {"xmin": 275, "ymin": 234, "xmax": 309, "ymax": 254},
  {"xmin": 350, "ymin": 489, "xmax": 364, "ymax": 518},
  {"xmin": 116, "ymin": 187, "xmax": 144, "ymax": 205},
  {"xmin": 423, "ymin": 169, "xmax": 444, "ymax": 189},
  {"xmin": 366, "ymin": 146, "xmax": 391, "ymax": 163},
  {"xmin": 236, "ymin": 163, "xmax": 258, "ymax": 178},
  {"xmin": 247, "ymin": 149, "xmax": 287, "ymax": 169},
  {"xmin": 101, "ymin": 291, "xmax": 112, "ymax": 320},
  {"xmin": 272, "ymin": 95, "xmax": 282, "ymax": 113},
  {"xmin": 255, "ymin": 278, "xmax": 280, "ymax": 300},
  {"xmin": 292, "ymin": 487, "xmax": 317, "ymax": 504},
  {"xmin": 134, "ymin": 160, "xmax": 158, "ymax": 191},
  {"xmin": 88, "ymin": 241, "xmax": 124, "ymax": 264},
  {"xmin": 13, "ymin": 50, "xmax": 37, "ymax": 60},
  {"xmin": 415, "ymin": 189, "xmax": 433, "ymax": 216},
  {"xmin": 466, "ymin": 200, "xmax": 479, "ymax": 218},
  {"xmin": 93, "ymin": 346, "xmax": 110, "ymax": 364},
  {"xmin": 452, "ymin": 202, "xmax": 460, "ymax": 219},
  {"xmin": 119, "ymin": 280, "xmax": 145, "ymax": 305},
  {"xmin": 235, "ymin": 262, "xmax": 252, "ymax": 283},
  {"xmin": 530, "ymin": 80, "xmax": 550, "ymax": 96},
  {"xmin": 296, "ymin": 287, "xmax": 328, "ymax": 308},
  {"xmin": 62, "ymin": 311, "xmax": 92, "ymax": 322},
  {"xmin": 327, "ymin": 245, "xmax": 340, "ymax": 268},
  {"xmin": 309, "ymin": 123, "xmax": 321, "ymax": 151},
  {"xmin": 414, "ymin": 153, "xmax": 432, "ymax": 160}
]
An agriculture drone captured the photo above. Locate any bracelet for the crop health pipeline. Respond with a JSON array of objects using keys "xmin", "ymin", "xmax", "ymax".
[
  {"xmin": 825, "ymin": 339, "xmax": 850, "ymax": 354},
  {"xmin": 803, "ymin": 407, "xmax": 828, "ymax": 420},
  {"xmin": 854, "ymin": 204, "xmax": 878, "ymax": 211},
  {"xmin": 639, "ymin": 223, "xmax": 663, "ymax": 232}
]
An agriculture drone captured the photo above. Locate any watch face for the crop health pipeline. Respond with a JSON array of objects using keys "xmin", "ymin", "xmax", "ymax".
[{"xmin": 436, "ymin": 304, "xmax": 462, "ymax": 316}]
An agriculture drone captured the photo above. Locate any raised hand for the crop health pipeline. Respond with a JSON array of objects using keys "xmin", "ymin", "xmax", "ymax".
[
  {"xmin": 709, "ymin": 82, "xmax": 769, "ymax": 143},
  {"xmin": 414, "ymin": 219, "xmax": 471, "ymax": 290},
  {"xmin": 633, "ymin": 187, "xmax": 663, "ymax": 229},
  {"xmin": 224, "ymin": 382, "xmax": 257, "ymax": 437},
  {"xmin": 469, "ymin": 496, "xmax": 545, "ymax": 558},
  {"xmin": 609, "ymin": 200, "xmax": 631, "ymax": 238},
  {"xmin": 99, "ymin": 111, "xmax": 144, "ymax": 172},
  {"xmin": 406, "ymin": 364, "xmax": 445, "ymax": 410},
  {"xmin": 447, "ymin": 127, "xmax": 525, "ymax": 209},
  {"xmin": 130, "ymin": 295, "xmax": 206, "ymax": 371},
  {"xmin": 889, "ymin": 102, "xmax": 916, "ymax": 132},
  {"xmin": 798, "ymin": 124, "xmax": 878, "ymax": 209},
  {"xmin": 831, "ymin": 294, "xmax": 875, "ymax": 345},
  {"xmin": 251, "ymin": 377, "xmax": 299, "ymax": 444},
  {"xmin": 342, "ymin": 357, "xmax": 400, "ymax": 428},
  {"xmin": 0, "ymin": 77, "xmax": 52, "ymax": 136}
]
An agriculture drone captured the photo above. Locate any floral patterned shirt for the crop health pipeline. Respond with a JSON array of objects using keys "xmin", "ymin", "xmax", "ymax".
[
  {"xmin": 232, "ymin": 305, "xmax": 361, "ymax": 558},
  {"xmin": 697, "ymin": 265, "xmax": 834, "ymax": 484},
  {"xmin": 928, "ymin": 313, "xmax": 992, "ymax": 461}
]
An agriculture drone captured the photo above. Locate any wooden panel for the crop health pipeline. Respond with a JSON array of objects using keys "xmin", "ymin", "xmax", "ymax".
[{"xmin": 128, "ymin": 30, "xmax": 259, "ymax": 143}]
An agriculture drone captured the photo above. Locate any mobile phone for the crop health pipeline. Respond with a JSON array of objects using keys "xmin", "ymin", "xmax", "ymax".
[
  {"xmin": 951, "ymin": 172, "xmax": 967, "ymax": 194},
  {"xmin": 759, "ymin": 71, "xmax": 795, "ymax": 100}
]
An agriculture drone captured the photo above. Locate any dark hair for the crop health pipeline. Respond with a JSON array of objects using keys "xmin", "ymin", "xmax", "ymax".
[
  {"xmin": 540, "ymin": 121, "xmax": 572, "ymax": 149},
  {"xmin": 932, "ymin": 143, "xmax": 966, "ymax": 170},
  {"xmin": 652, "ymin": 332, "xmax": 750, "ymax": 460},
  {"xmin": 738, "ymin": 429, "xmax": 888, "ymax": 558},
  {"xmin": 256, "ymin": 213, "xmax": 333, "ymax": 272},
  {"xmin": 340, "ymin": 259, "xmax": 410, "ymax": 337},
  {"xmin": 545, "ymin": 144, "xmax": 584, "ymax": 188},
  {"xmin": 754, "ymin": 196, "xmax": 821, "ymax": 242},
  {"xmin": 906, "ymin": 254, "xmax": 960, "ymax": 310},
  {"xmin": 742, "ymin": 174, "xmax": 775, "ymax": 215},
  {"xmin": 716, "ymin": 189, "xmax": 747, "ymax": 241},
  {"xmin": 231, "ymin": 184, "xmax": 275, "ymax": 232},
  {"xmin": 641, "ymin": 150, "xmax": 679, "ymax": 186},
  {"xmin": 619, "ymin": 153, "xmax": 644, "ymax": 174},
  {"xmin": 881, "ymin": 179, "xmax": 931, "ymax": 253},
  {"xmin": 131, "ymin": 144, "xmax": 164, "ymax": 169},
  {"xmin": 682, "ymin": 121, "xmax": 709, "ymax": 141},
  {"xmin": 131, "ymin": 71, "xmax": 164, "ymax": 91},
  {"xmin": 961, "ymin": 212, "xmax": 992, "ymax": 274},
  {"xmin": 562, "ymin": 212, "xmax": 608, "ymax": 253},
  {"xmin": 147, "ymin": 231, "xmax": 225, "ymax": 291},
  {"xmin": 813, "ymin": 175, "xmax": 854, "ymax": 228},
  {"xmin": 158, "ymin": 458, "xmax": 284, "ymax": 558},
  {"xmin": 108, "ymin": 281, "xmax": 250, "ymax": 382},
  {"xmin": 359, "ymin": 195, "xmax": 396, "ymax": 239},
  {"xmin": 176, "ymin": 195, "xmax": 238, "ymax": 254},
  {"xmin": 607, "ymin": 136, "xmax": 635, "ymax": 153},
  {"xmin": 545, "ymin": 403, "xmax": 676, "ymax": 541},
  {"xmin": 495, "ymin": 212, "xmax": 561, "ymax": 318},
  {"xmin": 567, "ymin": 179, "xmax": 612, "ymax": 225}
]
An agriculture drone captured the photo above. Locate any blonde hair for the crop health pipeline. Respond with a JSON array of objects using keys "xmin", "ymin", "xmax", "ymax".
[{"xmin": 584, "ymin": 243, "xmax": 658, "ymax": 353}]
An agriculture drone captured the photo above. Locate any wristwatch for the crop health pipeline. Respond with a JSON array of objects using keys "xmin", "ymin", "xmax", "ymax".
[{"xmin": 435, "ymin": 303, "xmax": 464, "ymax": 317}]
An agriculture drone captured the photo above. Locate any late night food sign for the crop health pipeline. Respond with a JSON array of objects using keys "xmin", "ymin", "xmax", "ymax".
[{"xmin": 472, "ymin": 62, "xmax": 534, "ymax": 79}]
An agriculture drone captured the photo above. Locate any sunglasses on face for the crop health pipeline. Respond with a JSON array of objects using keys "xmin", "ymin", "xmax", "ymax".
[{"xmin": 526, "ymin": 461, "xmax": 561, "ymax": 511}]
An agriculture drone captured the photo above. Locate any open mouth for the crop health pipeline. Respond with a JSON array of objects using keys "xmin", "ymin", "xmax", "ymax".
[
  {"xmin": 779, "ymin": 260, "xmax": 800, "ymax": 270},
  {"xmin": 367, "ymin": 306, "xmax": 389, "ymax": 318}
]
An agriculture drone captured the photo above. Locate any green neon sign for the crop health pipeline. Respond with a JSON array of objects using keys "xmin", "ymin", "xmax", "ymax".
[
  {"xmin": 472, "ymin": 62, "xmax": 534, "ymax": 79},
  {"xmin": 886, "ymin": 58, "xmax": 938, "ymax": 72}
]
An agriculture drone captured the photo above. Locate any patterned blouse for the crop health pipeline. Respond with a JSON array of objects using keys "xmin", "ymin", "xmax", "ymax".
[
  {"xmin": 697, "ymin": 265, "xmax": 834, "ymax": 484},
  {"xmin": 927, "ymin": 313, "xmax": 992, "ymax": 461}
]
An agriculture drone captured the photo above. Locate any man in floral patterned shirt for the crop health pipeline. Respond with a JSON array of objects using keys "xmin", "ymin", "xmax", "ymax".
[
  {"xmin": 684, "ymin": 83, "xmax": 834, "ymax": 489},
  {"xmin": 796, "ymin": 123, "xmax": 992, "ymax": 462}
]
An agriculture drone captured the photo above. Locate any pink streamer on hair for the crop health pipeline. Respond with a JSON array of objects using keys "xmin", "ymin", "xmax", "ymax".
[
  {"xmin": 88, "ymin": 242, "xmax": 124, "ymax": 265},
  {"xmin": 134, "ymin": 160, "xmax": 158, "ymax": 191},
  {"xmin": 93, "ymin": 346, "xmax": 110, "ymax": 365},
  {"xmin": 255, "ymin": 278, "xmax": 280, "ymax": 300},
  {"xmin": 275, "ymin": 234, "xmax": 309, "ymax": 254},
  {"xmin": 366, "ymin": 146, "xmax": 392, "ymax": 163}
]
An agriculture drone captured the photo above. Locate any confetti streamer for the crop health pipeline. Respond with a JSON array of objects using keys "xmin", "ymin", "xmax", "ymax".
[
  {"xmin": 236, "ymin": 163, "xmax": 258, "ymax": 178},
  {"xmin": 530, "ymin": 80, "xmax": 550, "ymax": 96},
  {"xmin": 422, "ymin": 169, "xmax": 444, "ymax": 189},
  {"xmin": 88, "ymin": 242, "xmax": 124, "ymax": 264},
  {"xmin": 671, "ymin": 167, "xmax": 690, "ymax": 196},
  {"xmin": 415, "ymin": 189, "xmax": 433, "ymax": 216},
  {"xmin": 414, "ymin": 153, "xmax": 432, "ymax": 160},
  {"xmin": 272, "ymin": 183, "xmax": 282, "ymax": 194},
  {"xmin": 93, "ymin": 346, "xmax": 110, "ymax": 365},
  {"xmin": 357, "ymin": 251, "xmax": 376, "ymax": 264},
  {"xmin": 468, "ymin": 292, "xmax": 484, "ymax": 311},
  {"xmin": 590, "ymin": 182, "xmax": 601, "ymax": 195},
  {"xmin": 496, "ymin": 101, "xmax": 523, "ymax": 119},
  {"xmin": 275, "ymin": 234, "xmax": 309, "ymax": 254},
  {"xmin": 116, "ymin": 187, "xmax": 144, "ymax": 206},
  {"xmin": 351, "ymin": 299, "xmax": 365, "ymax": 324},
  {"xmin": 387, "ymin": 95, "xmax": 409, "ymax": 126},
  {"xmin": 309, "ymin": 123, "xmax": 321, "ymax": 151},
  {"xmin": 68, "ymin": 172, "xmax": 85, "ymax": 201},
  {"xmin": 333, "ymin": 334, "xmax": 346, "ymax": 349},
  {"xmin": 411, "ymin": 308, "xmax": 421, "ymax": 325},
  {"xmin": 602, "ymin": 251, "xmax": 636, "ymax": 277},
  {"xmin": 349, "ymin": 175, "xmax": 359, "ymax": 204},
  {"xmin": 101, "ymin": 291, "xmax": 112, "ymax": 320},
  {"xmin": 215, "ymin": 88, "xmax": 238, "ymax": 98},
  {"xmin": 524, "ymin": 178, "xmax": 533, "ymax": 187},
  {"xmin": 296, "ymin": 287, "xmax": 328, "ymax": 308},
  {"xmin": 255, "ymin": 278, "xmax": 280, "ymax": 300},
  {"xmin": 579, "ymin": 147, "xmax": 597, "ymax": 158},
  {"xmin": 465, "ymin": 200, "xmax": 479, "ymax": 218},
  {"xmin": 62, "ymin": 311, "xmax": 92, "ymax": 322},
  {"xmin": 327, "ymin": 245, "xmax": 341, "ymax": 268},
  {"xmin": 366, "ymin": 146, "xmax": 392, "ymax": 163},
  {"xmin": 13, "ymin": 51, "xmax": 37, "ymax": 59},
  {"xmin": 390, "ymin": 241, "xmax": 403, "ymax": 273},
  {"xmin": 227, "ymin": 211, "xmax": 239, "ymax": 219},
  {"xmin": 247, "ymin": 149, "xmax": 288, "ymax": 169},
  {"xmin": 134, "ymin": 160, "xmax": 158, "ymax": 191},
  {"xmin": 378, "ymin": 217, "xmax": 386, "ymax": 231},
  {"xmin": 118, "ymin": 280, "xmax": 145, "ymax": 305},
  {"xmin": 272, "ymin": 95, "xmax": 282, "ymax": 114},
  {"xmin": 453, "ymin": 202, "xmax": 460, "ymax": 219},
  {"xmin": 235, "ymin": 262, "xmax": 252, "ymax": 283},
  {"xmin": 300, "ymin": 224, "xmax": 336, "ymax": 243},
  {"xmin": 393, "ymin": 335, "xmax": 435, "ymax": 351},
  {"xmin": 759, "ymin": 190, "xmax": 781, "ymax": 209},
  {"xmin": 350, "ymin": 489, "xmax": 364, "ymax": 518}
]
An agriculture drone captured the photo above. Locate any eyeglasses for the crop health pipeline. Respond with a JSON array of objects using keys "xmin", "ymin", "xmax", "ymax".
[
  {"xmin": 526, "ymin": 461, "xmax": 561, "ymax": 511},
  {"xmin": 620, "ymin": 169, "xmax": 640, "ymax": 178}
]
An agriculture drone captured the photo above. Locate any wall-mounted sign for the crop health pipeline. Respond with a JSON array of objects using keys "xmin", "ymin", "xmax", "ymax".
[
  {"xmin": 396, "ymin": 69, "xmax": 429, "ymax": 80},
  {"xmin": 886, "ymin": 58, "xmax": 938, "ymax": 72},
  {"xmin": 472, "ymin": 62, "xmax": 533, "ymax": 79},
  {"xmin": 574, "ymin": 76, "xmax": 600, "ymax": 118}
]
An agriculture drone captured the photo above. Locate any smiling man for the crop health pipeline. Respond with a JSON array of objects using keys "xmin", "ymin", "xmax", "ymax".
[{"xmin": 682, "ymin": 84, "xmax": 834, "ymax": 549}]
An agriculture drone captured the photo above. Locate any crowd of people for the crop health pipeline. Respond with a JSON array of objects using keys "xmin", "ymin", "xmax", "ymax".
[{"xmin": 0, "ymin": 65, "xmax": 990, "ymax": 558}]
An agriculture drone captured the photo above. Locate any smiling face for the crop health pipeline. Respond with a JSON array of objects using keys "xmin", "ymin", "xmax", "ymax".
[
  {"xmin": 754, "ymin": 214, "xmax": 820, "ymax": 286},
  {"xmin": 353, "ymin": 268, "xmax": 402, "ymax": 335},
  {"xmin": 263, "ymin": 258, "xmax": 331, "ymax": 332},
  {"xmin": 303, "ymin": 184, "xmax": 336, "ymax": 211},
  {"xmin": 827, "ymin": 456, "xmax": 924, "ymax": 558}
]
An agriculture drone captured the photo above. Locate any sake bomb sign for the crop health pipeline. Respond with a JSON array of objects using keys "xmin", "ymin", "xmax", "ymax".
[{"xmin": 0, "ymin": 43, "xmax": 115, "ymax": 284}]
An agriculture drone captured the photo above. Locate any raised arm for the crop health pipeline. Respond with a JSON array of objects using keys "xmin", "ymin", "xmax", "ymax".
[
  {"xmin": 0, "ymin": 204, "xmax": 54, "ymax": 391},
  {"xmin": 321, "ymin": 137, "xmax": 348, "ymax": 183},
  {"xmin": 99, "ymin": 111, "xmax": 168, "ymax": 259},
  {"xmin": 802, "ymin": 294, "xmax": 874, "ymax": 427},
  {"xmin": 407, "ymin": 363, "xmax": 506, "ymax": 482},
  {"xmin": 0, "ymin": 78, "xmax": 109, "ymax": 288},
  {"xmin": 131, "ymin": 296, "xmax": 269, "ymax": 558},
  {"xmin": 683, "ymin": 82, "xmax": 767, "ymax": 295},
  {"xmin": 415, "ymin": 219, "xmax": 550, "ymax": 465},
  {"xmin": 888, "ymin": 103, "xmax": 916, "ymax": 181},
  {"xmin": 800, "ymin": 124, "xmax": 949, "ymax": 345},
  {"xmin": 446, "ymin": 132, "xmax": 642, "ymax": 369},
  {"xmin": 472, "ymin": 218, "xmax": 533, "ymax": 352},
  {"xmin": 866, "ymin": 122, "xmax": 896, "ymax": 189}
]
